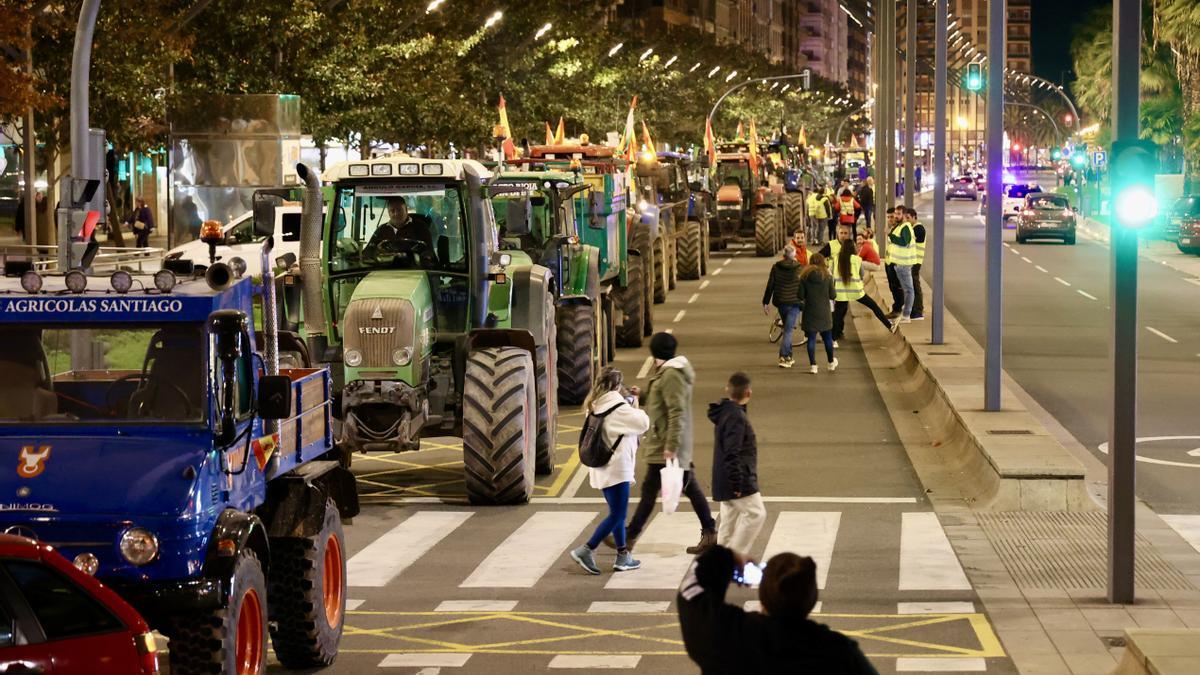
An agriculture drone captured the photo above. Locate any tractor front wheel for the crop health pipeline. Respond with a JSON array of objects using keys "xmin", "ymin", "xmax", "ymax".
[
  {"xmin": 463, "ymin": 347, "xmax": 537, "ymax": 505},
  {"xmin": 677, "ymin": 222, "xmax": 703, "ymax": 280},
  {"xmin": 556, "ymin": 302, "xmax": 596, "ymax": 406},
  {"xmin": 755, "ymin": 209, "xmax": 777, "ymax": 257}
]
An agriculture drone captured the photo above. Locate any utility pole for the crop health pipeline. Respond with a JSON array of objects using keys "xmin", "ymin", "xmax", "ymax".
[
  {"xmin": 57, "ymin": 0, "xmax": 102, "ymax": 272},
  {"xmin": 932, "ymin": 0, "xmax": 947, "ymax": 344},
  {"xmin": 984, "ymin": 0, "xmax": 1005, "ymax": 411},
  {"xmin": 904, "ymin": 0, "xmax": 917, "ymax": 209},
  {"xmin": 22, "ymin": 17, "xmax": 37, "ymax": 247},
  {"xmin": 1107, "ymin": 0, "xmax": 1143, "ymax": 606}
]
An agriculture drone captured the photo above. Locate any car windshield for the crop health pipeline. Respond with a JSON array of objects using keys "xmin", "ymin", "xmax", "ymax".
[
  {"xmin": 330, "ymin": 183, "xmax": 468, "ymax": 274},
  {"xmin": 956, "ymin": 177, "xmax": 973, "ymax": 184},
  {"xmin": 715, "ymin": 162, "xmax": 750, "ymax": 189},
  {"xmin": 1007, "ymin": 185, "xmax": 1041, "ymax": 199},
  {"xmin": 1171, "ymin": 197, "xmax": 1200, "ymax": 217},
  {"xmin": 0, "ymin": 325, "xmax": 206, "ymax": 424},
  {"xmin": 1029, "ymin": 195, "xmax": 1069, "ymax": 210}
]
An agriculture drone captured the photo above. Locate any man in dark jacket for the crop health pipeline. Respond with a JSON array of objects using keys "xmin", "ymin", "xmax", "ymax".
[
  {"xmin": 709, "ymin": 372, "xmax": 763, "ymax": 554},
  {"xmin": 677, "ymin": 545, "xmax": 878, "ymax": 674},
  {"xmin": 856, "ymin": 177, "xmax": 875, "ymax": 231},
  {"xmin": 762, "ymin": 246, "xmax": 803, "ymax": 368}
]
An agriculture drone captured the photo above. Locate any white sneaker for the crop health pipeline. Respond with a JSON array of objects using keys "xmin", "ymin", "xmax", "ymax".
[
  {"xmin": 833, "ymin": 340, "xmax": 840, "ymax": 348},
  {"xmin": 828, "ymin": 358, "xmax": 839, "ymax": 372},
  {"xmin": 809, "ymin": 365, "xmax": 819, "ymax": 374},
  {"xmin": 899, "ymin": 316, "xmax": 912, "ymax": 324}
]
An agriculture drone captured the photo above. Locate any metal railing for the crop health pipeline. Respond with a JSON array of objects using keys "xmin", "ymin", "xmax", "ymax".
[{"xmin": 0, "ymin": 245, "xmax": 165, "ymax": 274}]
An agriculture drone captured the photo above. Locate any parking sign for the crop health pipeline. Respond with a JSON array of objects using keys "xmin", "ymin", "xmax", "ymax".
[{"xmin": 1094, "ymin": 150, "xmax": 1107, "ymax": 166}]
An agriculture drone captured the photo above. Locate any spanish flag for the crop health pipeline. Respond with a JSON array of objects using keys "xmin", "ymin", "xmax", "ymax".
[
  {"xmin": 554, "ymin": 116, "xmax": 566, "ymax": 144},
  {"xmin": 545, "ymin": 121, "xmax": 555, "ymax": 145},
  {"xmin": 798, "ymin": 126, "xmax": 808, "ymax": 147},
  {"xmin": 736, "ymin": 120, "xmax": 745, "ymax": 140},
  {"xmin": 704, "ymin": 117, "xmax": 716, "ymax": 164},
  {"xmin": 617, "ymin": 95, "xmax": 638, "ymax": 160},
  {"xmin": 497, "ymin": 95, "xmax": 515, "ymax": 159},
  {"xmin": 641, "ymin": 120, "xmax": 655, "ymax": 154},
  {"xmin": 748, "ymin": 119, "xmax": 760, "ymax": 172}
]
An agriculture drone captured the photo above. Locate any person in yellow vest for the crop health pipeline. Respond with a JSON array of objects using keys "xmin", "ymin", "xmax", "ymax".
[
  {"xmin": 906, "ymin": 206, "xmax": 926, "ymax": 320},
  {"xmin": 885, "ymin": 208, "xmax": 919, "ymax": 323},
  {"xmin": 805, "ymin": 187, "xmax": 831, "ymax": 244},
  {"xmin": 828, "ymin": 225, "xmax": 897, "ymax": 341}
]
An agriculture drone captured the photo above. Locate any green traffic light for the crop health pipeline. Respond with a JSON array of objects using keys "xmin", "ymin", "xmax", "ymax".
[
  {"xmin": 1052, "ymin": 150, "xmax": 1061, "ymax": 160},
  {"xmin": 1114, "ymin": 185, "xmax": 1157, "ymax": 228}
]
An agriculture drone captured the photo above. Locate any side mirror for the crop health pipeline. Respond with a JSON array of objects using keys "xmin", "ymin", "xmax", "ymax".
[
  {"xmin": 505, "ymin": 199, "xmax": 532, "ymax": 236},
  {"xmin": 257, "ymin": 375, "xmax": 293, "ymax": 420},
  {"xmin": 1014, "ymin": 206, "xmax": 1021, "ymax": 212},
  {"xmin": 252, "ymin": 193, "xmax": 283, "ymax": 238}
]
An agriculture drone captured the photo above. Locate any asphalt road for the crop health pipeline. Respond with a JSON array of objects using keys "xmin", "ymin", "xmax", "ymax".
[
  {"xmin": 268, "ymin": 245, "xmax": 1014, "ymax": 674},
  {"xmin": 929, "ymin": 174, "xmax": 1200, "ymax": 515}
]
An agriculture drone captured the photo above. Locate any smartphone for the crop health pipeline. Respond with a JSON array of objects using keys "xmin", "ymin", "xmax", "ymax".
[{"xmin": 733, "ymin": 562, "xmax": 765, "ymax": 587}]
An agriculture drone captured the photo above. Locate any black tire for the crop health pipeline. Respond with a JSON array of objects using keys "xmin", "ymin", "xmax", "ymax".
[
  {"xmin": 1016, "ymin": 234, "xmax": 1026, "ymax": 244},
  {"xmin": 755, "ymin": 209, "xmax": 777, "ymax": 257},
  {"xmin": 783, "ymin": 193, "xmax": 804, "ymax": 237},
  {"xmin": 168, "ymin": 549, "xmax": 268, "ymax": 675},
  {"xmin": 667, "ymin": 237, "xmax": 678, "ymax": 291},
  {"xmin": 462, "ymin": 347, "xmax": 537, "ymax": 505},
  {"xmin": 677, "ymin": 222, "xmax": 703, "ymax": 280},
  {"xmin": 534, "ymin": 290, "xmax": 558, "ymax": 475},
  {"xmin": 614, "ymin": 252, "xmax": 646, "ymax": 348},
  {"xmin": 652, "ymin": 237, "xmax": 667, "ymax": 304},
  {"xmin": 556, "ymin": 302, "xmax": 595, "ymax": 406},
  {"xmin": 269, "ymin": 500, "xmax": 346, "ymax": 668},
  {"xmin": 700, "ymin": 226, "xmax": 710, "ymax": 275},
  {"xmin": 642, "ymin": 251, "xmax": 655, "ymax": 336},
  {"xmin": 1065, "ymin": 234, "xmax": 1076, "ymax": 245}
]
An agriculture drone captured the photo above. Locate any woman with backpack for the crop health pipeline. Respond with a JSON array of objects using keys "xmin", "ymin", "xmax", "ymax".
[{"xmin": 570, "ymin": 367, "xmax": 651, "ymax": 575}]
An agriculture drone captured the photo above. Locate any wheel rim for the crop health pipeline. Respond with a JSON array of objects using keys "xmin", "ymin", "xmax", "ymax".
[
  {"xmin": 235, "ymin": 587, "xmax": 264, "ymax": 675},
  {"xmin": 323, "ymin": 532, "xmax": 345, "ymax": 627}
]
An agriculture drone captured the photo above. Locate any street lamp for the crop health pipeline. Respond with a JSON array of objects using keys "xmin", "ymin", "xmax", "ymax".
[
  {"xmin": 707, "ymin": 65, "xmax": 721, "ymax": 78},
  {"xmin": 725, "ymin": 70, "xmax": 738, "ymax": 82},
  {"xmin": 1064, "ymin": 113, "xmax": 1074, "ymax": 125},
  {"xmin": 534, "ymin": 22, "xmax": 551, "ymax": 40},
  {"xmin": 689, "ymin": 62, "xmax": 701, "ymax": 73},
  {"xmin": 426, "ymin": 0, "xmax": 445, "ymax": 12},
  {"xmin": 664, "ymin": 54, "xmax": 678, "ymax": 67},
  {"xmin": 483, "ymin": 10, "xmax": 502, "ymax": 29},
  {"xmin": 608, "ymin": 42, "xmax": 624, "ymax": 57},
  {"xmin": 639, "ymin": 47, "xmax": 654, "ymax": 61}
]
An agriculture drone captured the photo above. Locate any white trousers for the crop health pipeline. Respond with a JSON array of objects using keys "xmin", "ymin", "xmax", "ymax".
[{"xmin": 717, "ymin": 492, "xmax": 767, "ymax": 555}]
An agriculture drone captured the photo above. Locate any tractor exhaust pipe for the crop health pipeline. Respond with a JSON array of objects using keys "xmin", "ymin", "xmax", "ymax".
[{"xmin": 296, "ymin": 162, "xmax": 329, "ymax": 361}]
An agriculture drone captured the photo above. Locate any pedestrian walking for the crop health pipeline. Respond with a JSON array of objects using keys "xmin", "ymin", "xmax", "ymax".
[
  {"xmin": 824, "ymin": 184, "xmax": 838, "ymax": 245},
  {"xmin": 763, "ymin": 246, "xmax": 803, "ymax": 368},
  {"xmin": 885, "ymin": 209, "xmax": 918, "ymax": 323},
  {"xmin": 907, "ymin": 207, "xmax": 926, "ymax": 320},
  {"xmin": 831, "ymin": 230, "xmax": 896, "ymax": 341},
  {"xmin": 570, "ymin": 367, "xmax": 651, "ymax": 575},
  {"xmin": 915, "ymin": 165, "xmax": 923, "ymax": 192},
  {"xmin": 677, "ymin": 546, "xmax": 878, "ymax": 673},
  {"xmin": 709, "ymin": 372, "xmax": 764, "ymax": 555},
  {"xmin": 805, "ymin": 186, "xmax": 831, "ymax": 244},
  {"xmin": 126, "ymin": 196, "xmax": 155, "ymax": 248},
  {"xmin": 624, "ymin": 333, "xmax": 718, "ymax": 555},
  {"xmin": 799, "ymin": 253, "xmax": 837, "ymax": 374},
  {"xmin": 856, "ymin": 177, "xmax": 875, "ymax": 231}
]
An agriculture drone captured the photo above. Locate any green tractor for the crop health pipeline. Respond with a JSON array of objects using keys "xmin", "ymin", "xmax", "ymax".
[
  {"xmin": 634, "ymin": 151, "xmax": 711, "ymax": 284},
  {"xmin": 488, "ymin": 168, "xmax": 618, "ymax": 405},
  {"xmin": 288, "ymin": 157, "xmax": 558, "ymax": 504}
]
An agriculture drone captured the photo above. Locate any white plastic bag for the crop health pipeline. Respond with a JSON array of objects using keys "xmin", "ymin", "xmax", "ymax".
[{"xmin": 660, "ymin": 458, "xmax": 684, "ymax": 514}]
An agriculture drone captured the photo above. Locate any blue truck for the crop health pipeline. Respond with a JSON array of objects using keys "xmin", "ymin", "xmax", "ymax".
[{"xmin": 0, "ymin": 250, "xmax": 358, "ymax": 673}]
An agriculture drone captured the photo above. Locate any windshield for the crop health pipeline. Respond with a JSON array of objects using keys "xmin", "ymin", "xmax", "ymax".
[
  {"xmin": 1007, "ymin": 185, "xmax": 1041, "ymax": 199},
  {"xmin": 330, "ymin": 183, "xmax": 468, "ymax": 274},
  {"xmin": 956, "ymin": 177, "xmax": 973, "ymax": 184},
  {"xmin": 715, "ymin": 162, "xmax": 750, "ymax": 189},
  {"xmin": 1029, "ymin": 195, "xmax": 1069, "ymax": 210},
  {"xmin": 0, "ymin": 325, "xmax": 206, "ymax": 424},
  {"xmin": 1171, "ymin": 197, "xmax": 1200, "ymax": 217}
]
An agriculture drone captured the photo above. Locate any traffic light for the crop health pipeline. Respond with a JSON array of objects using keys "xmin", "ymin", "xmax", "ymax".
[
  {"xmin": 1109, "ymin": 139, "xmax": 1158, "ymax": 228},
  {"xmin": 1071, "ymin": 152, "xmax": 1087, "ymax": 168},
  {"xmin": 966, "ymin": 62, "xmax": 983, "ymax": 91},
  {"xmin": 1052, "ymin": 149, "xmax": 1062, "ymax": 160}
]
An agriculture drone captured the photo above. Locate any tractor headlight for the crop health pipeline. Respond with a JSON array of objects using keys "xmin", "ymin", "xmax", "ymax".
[
  {"xmin": 392, "ymin": 347, "xmax": 413, "ymax": 366},
  {"xmin": 119, "ymin": 527, "xmax": 159, "ymax": 566},
  {"xmin": 345, "ymin": 349, "xmax": 363, "ymax": 367}
]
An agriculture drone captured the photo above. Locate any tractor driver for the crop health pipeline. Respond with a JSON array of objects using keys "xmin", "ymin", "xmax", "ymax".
[{"xmin": 367, "ymin": 197, "xmax": 436, "ymax": 262}]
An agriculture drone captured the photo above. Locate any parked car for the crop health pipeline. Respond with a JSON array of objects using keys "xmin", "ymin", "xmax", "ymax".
[
  {"xmin": 163, "ymin": 205, "xmax": 301, "ymax": 273},
  {"xmin": 1177, "ymin": 196, "xmax": 1200, "ymax": 254},
  {"xmin": 1163, "ymin": 195, "xmax": 1200, "ymax": 244},
  {"xmin": 946, "ymin": 176, "xmax": 979, "ymax": 200},
  {"xmin": 0, "ymin": 534, "xmax": 159, "ymax": 674},
  {"xmin": 1016, "ymin": 193, "xmax": 1076, "ymax": 245}
]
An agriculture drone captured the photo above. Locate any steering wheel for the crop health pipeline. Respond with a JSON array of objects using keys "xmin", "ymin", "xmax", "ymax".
[
  {"xmin": 376, "ymin": 237, "xmax": 429, "ymax": 256},
  {"xmin": 105, "ymin": 373, "xmax": 195, "ymax": 418}
]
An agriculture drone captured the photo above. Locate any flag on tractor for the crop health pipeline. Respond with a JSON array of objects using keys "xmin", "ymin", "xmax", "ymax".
[
  {"xmin": 545, "ymin": 121, "xmax": 555, "ymax": 145},
  {"xmin": 497, "ymin": 95, "xmax": 516, "ymax": 159},
  {"xmin": 617, "ymin": 96, "xmax": 638, "ymax": 160},
  {"xmin": 736, "ymin": 120, "xmax": 745, "ymax": 140},
  {"xmin": 748, "ymin": 119, "xmax": 760, "ymax": 172},
  {"xmin": 641, "ymin": 120, "xmax": 655, "ymax": 155},
  {"xmin": 798, "ymin": 126, "xmax": 808, "ymax": 147},
  {"xmin": 554, "ymin": 116, "xmax": 566, "ymax": 144},
  {"xmin": 704, "ymin": 117, "xmax": 716, "ymax": 164}
]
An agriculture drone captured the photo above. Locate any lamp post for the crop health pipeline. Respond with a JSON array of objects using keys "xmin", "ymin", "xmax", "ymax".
[{"xmin": 984, "ymin": 0, "xmax": 1005, "ymax": 411}]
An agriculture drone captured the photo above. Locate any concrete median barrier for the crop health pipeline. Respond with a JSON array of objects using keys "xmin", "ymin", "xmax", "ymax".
[{"xmin": 857, "ymin": 270, "xmax": 1091, "ymax": 511}]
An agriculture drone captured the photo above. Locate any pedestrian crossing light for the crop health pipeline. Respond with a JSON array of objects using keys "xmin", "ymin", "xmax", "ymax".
[
  {"xmin": 1110, "ymin": 139, "xmax": 1158, "ymax": 229},
  {"xmin": 966, "ymin": 62, "xmax": 983, "ymax": 91}
]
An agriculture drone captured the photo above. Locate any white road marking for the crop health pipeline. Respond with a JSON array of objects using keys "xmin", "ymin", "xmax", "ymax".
[
  {"xmin": 898, "ymin": 601, "xmax": 976, "ymax": 614},
  {"xmin": 346, "ymin": 599, "xmax": 365, "ymax": 611},
  {"xmin": 1021, "ymin": 256, "xmax": 1033, "ymax": 263},
  {"xmin": 1162, "ymin": 515, "xmax": 1200, "ymax": 554},
  {"xmin": 461, "ymin": 512, "xmax": 595, "ymax": 588},
  {"xmin": 897, "ymin": 657, "xmax": 986, "ymax": 672},
  {"xmin": 435, "ymin": 600, "xmax": 518, "ymax": 612},
  {"xmin": 712, "ymin": 268, "xmax": 723, "ymax": 275},
  {"xmin": 699, "ymin": 280, "xmax": 711, "ymax": 289},
  {"xmin": 587, "ymin": 601, "xmax": 670, "ymax": 613},
  {"xmin": 664, "ymin": 328, "xmax": 674, "ymax": 334},
  {"xmin": 1186, "ymin": 278, "xmax": 1200, "ymax": 287},
  {"xmin": 899, "ymin": 512, "xmax": 971, "ymax": 590},
  {"xmin": 763, "ymin": 512, "xmax": 840, "ymax": 589},
  {"xmin": 673, "ymin": 310, "xmax": 686, "ymax": 322},
  {"xmin": 745, "ymin": 600, "xmax": 821, "ymax": 613},
  {"xmin": 1035, "ymin": 265, "xmax": 1049, "ymax": 273},
  {"xmin": 415, "ymin": 669, "xmax": 441, "ymax": 675},
  {"xmin": 687, "ymin": 293, "xmax": 700, "ymax": 304},
  {"xmin": 380, "ymin": 654, "xmax": 472, "ymax": 668},
  {"xmin": 1078, "ymin": 290, "xmax": 1098, "ymax": 300},
  {"xmin": 723, "ymin": 258, "xmax": 732, "ymax": 266},
  {"xmin": 562, "ymin": 463, "xmax": 590, "ymax": 499},
  {"xmin": 1003, "ymin": 242, "xmax": 1011, "ymax": 248},
  {"xmin": 605, "ymin": 513, "xmax": 698, "ymax": 589},
  {"xmin": 636, "ymin": 356, "xmax": 654, "ymax": 379},
  {"xmin": 549, "ymin": 655, "xmax": 642, "ymax": 669},
  {"xmin": 1147, "ymin": 326, "xmax": 1179, "ymax": 344},
  {"xmin": 1054, "ymin": 276, "xmax": 1071, "ymax": 286},
  {"xmin": 1010, "ymin": 248, "xmax": 1021, "ymax": 255},
  {"xmin": 348, "ymin": 511, "xmax": 473, "ymax": 587}
]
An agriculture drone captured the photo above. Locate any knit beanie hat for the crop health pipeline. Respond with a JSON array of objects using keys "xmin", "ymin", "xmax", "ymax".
[{"xmin": 650, "ymin": 332, "xmax": 677, "ymax": 361}]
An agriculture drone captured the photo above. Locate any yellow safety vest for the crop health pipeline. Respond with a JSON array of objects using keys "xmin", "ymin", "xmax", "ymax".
[
  {"xmin": 832, "ymin": 254, "xmax": 865, "ymax": 301},
  {"xmin": 886, "ymin": 222, "xmax": 918, "ymax": 265},
  {"xmin": 826, "ymin": 239, "xmax": 842, "ymax": 266},
  {"xmin": 913, "ymin": 221, "xmax": 926, "ymax": 264}
]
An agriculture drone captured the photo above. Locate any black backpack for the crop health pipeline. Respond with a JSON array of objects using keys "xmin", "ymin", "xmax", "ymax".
[{"xmin": 577, "ymin": 403, "xmax": 626, "ymax": 468}]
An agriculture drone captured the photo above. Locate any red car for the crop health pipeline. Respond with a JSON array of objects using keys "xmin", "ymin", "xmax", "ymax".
[{"xmin": 0, "ymin": 534, "xmax": 158, "ymax": 674}]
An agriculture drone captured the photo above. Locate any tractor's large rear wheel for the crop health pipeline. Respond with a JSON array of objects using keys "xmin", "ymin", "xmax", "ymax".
[
  {"xmin": 615, "ymin": 252, "xmax": 647, "ymax": 348},
  {"xmin": 755, "ymin": 209, "xmax": 777, "ymax": 257},
  {"xmin": 700, "ymin": 225, "xmax": 710, "ymax": 275},
  {"xmin": 652, "ymin": 237, "xmax": 667, "ymax": 304},
  {"xmin": 677, "ymin": 222, "xmax": 703, "ymax": 280},
  {"xmin": 463, "ymin": 347, "xmax": 537, "ymax": 505},
  {"xmin": 534, "ymin": 292, "xmax": 558, "ymax": 476},
  {"xmin": 556, "ymin": 302, "xmax": 596, "ymax": 406},
  {"xmin": 784, "ymin": 193, "xmax": 805, "ymax": 237},
  {"xmin": 667, "ymin": 237, "xmax": 678, "ymax": 290}
]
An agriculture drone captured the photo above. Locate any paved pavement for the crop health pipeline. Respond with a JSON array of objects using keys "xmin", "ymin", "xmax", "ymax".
[
  {"xmin": 927, "ymin": 179, "xmax": 1200, "ymax": 522},
  {"xmin": 289, "ymin": 244, "xmax": 1015, "ymax": 674}
]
